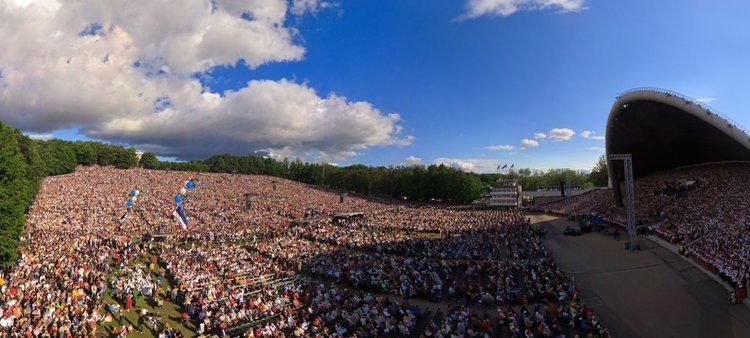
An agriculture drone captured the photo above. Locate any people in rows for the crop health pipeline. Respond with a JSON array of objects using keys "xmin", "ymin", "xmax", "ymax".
[{"xmin": 0, "ymin": 165, "xmax": 607, "ymax": 337}]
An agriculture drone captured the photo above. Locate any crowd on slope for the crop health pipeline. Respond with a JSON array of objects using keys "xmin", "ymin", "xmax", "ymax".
[
  {"xmin": 0, "ymin": 165, "xmax": 607, "ymax": 337},
  {"xmin": 542, "ymin": 162, "xmax": 750, "ymax": 289}
]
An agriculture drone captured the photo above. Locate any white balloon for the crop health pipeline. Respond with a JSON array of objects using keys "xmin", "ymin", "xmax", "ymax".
[{"xmin": 180, "ymin": 187, "xmax": 187, "ymax": 195}]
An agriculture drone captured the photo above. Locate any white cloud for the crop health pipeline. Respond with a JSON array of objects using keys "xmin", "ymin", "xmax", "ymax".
[
  {"xmin": 460, "ymin": 0, "xmax": 586, "ymax": 19},
  {"xmin": 0, "ymin": 0, "xmax": 408, "ymax": 161},
  {"xmin": 485, "ymin": 144, "xmax": 514, "ymax": 151},
  {"xmin": 696, "ymin": 97, "xmax": 716, "ymax": 104},
  {"xmin": 548, "ymin": 128, "xmax": 575, "ymax": 142},
  {"xmin": 580, "ymin": 130, "xmax": 604, "ymax": 140},
  {"xmin": 98, "ymin": 79, "xmax": 411, "ymax": 160},
  {"xmin": 23, "ymin": 132, "xmax": 54, "ymax": 140},
  {"xmin": 290, "ymin": 0, "xmax": 337, "ymax": 16},
  {"xmin": 580, "ymin": 131, "xmax": 605, "ymax": 141},
  {"xmin": 434, "ymin": 158, "xmax": 476, "ymax": 172},
  {"xmin": 533, "ymin": 132, "xmax": 547, "ymax": 139},
  {"xmin": 434, "ymin": 158, "xmax": 502, "ymax": 173},
  {"xmin": 394, "ymin": 135, "xmax": 416, "ymax": 147},
  {"xmin": 588, "ymin": 146, "xmax": 604, "ymax": 151},
  {"xmin": 520, "ymin": 138, "xmax": 540, "ymax": 149},
  {"xmin": 402, "ymin": 156, "xmax": 423, "ymax": 166}
]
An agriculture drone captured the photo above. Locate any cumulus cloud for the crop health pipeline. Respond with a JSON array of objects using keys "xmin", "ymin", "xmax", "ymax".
[
  {"xmin": 696, "ymin": 97, "xmax": 717, "ymax": 104},
  {"xmin": 547, "ymin": 128, "xmax": 575, "ymax": 142},
  {"xmin": 459, "ymin": 0, "xmax": 586, "ymax": 19},
  {"xmin": 520, "ymin": 138, "xmax": 540, "ymax": 149},
  {"xmin": 97, "ymin": 79, "xmax": 410, "ymax": 159},
  {"xmin": 402, "ymin": 156, "xmax": 423, "ymax": 166},
  {"xmin": 0, "ymin": 0, "xmax": 408, "ymax": 161},
  {"xmin": 588, "ymin": 146, "xmax": 604, "ymax": 151},
  {"xmin": 533, "ymin": 132, "xmax": 547, "ymax": 139},
  {"xmin": 485, "ymin": 144, "xmax": 514, "ymax": 151}
]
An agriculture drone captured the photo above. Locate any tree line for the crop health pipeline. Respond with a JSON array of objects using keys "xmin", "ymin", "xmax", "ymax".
[
  {"xmin": 147, "ymin": 152, "xmax": 609, "ymax": 201},
  {"xmin": 149, "ymin": 154, "xmax": 485, "ymax": 204},
  {"xmin": 477, "ymin": 161, "xmax": 608, "ymax": 192}
]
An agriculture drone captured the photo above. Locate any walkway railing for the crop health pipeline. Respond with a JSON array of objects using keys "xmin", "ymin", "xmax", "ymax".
[{"xmin": 618, "ymin": 87, "xmax": 750, "ymax": 136}]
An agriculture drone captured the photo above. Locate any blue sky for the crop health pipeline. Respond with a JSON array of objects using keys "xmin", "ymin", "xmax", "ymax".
[{"xmin": 7, "ymin": 0, "xmax": 750, "ymax": 172}]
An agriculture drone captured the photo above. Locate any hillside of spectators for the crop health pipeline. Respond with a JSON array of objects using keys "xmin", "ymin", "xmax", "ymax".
[
  {"xmin": 541, "ymin": 162, "xmax": 750, "ymax": 289},
  {"xmin": 0, "ymin": 165, "xmax": 609, "ymax": 337}
]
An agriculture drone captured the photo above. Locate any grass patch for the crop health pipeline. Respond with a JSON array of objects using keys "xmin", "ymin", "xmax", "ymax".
[{"xmin": 97, "ymin": 266, "xmax": 196, "ymax": 337}]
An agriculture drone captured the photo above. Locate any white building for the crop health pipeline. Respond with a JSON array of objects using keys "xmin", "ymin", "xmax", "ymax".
[{"xmin": 481, "ymin": 179, "xmax": 522, "ymax": 208}]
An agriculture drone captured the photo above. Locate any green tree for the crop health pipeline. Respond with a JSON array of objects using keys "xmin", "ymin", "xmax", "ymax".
[
  {"xmin": 38, "ymin": 139, "xmax": 77, "ymax": 175},
  {"xmin": 139, "ymin": 152, "xmax": 159, "ymax": 169},
  {"xmin": 0, "ymin": 122, "xmax": 34, "ymax": 267},
  {"xmin": 112, "ymin": 147, "xmax": 138, "ymax": 169},
  {"xmin": 17, "ymin": 135, "xmax": 45, "ymax": 182},
  {"xmin": 589, "ymin": 155, "xmax": 609, "ymax": 187},
  {"xmin": 71, "ymin": 141, "xmax": 97, "ymax": 166}
]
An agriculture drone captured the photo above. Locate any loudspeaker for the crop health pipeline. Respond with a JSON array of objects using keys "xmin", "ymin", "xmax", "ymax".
[{"xmin": 559, "ymin": 181, "xmax": 566, "ymax": 197}]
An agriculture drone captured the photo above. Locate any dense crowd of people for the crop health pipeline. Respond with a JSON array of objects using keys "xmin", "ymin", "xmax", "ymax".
[
  {"xmin": 0, "ymin": 165, "xmax": 608, "ymax": 337},
  {"xmin": 542, "ymin": 162, "xmax": 750, "ymax": 289}
]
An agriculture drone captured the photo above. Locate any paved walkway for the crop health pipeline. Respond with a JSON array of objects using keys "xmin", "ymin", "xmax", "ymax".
[{"xmin": 531, "ymin": 213, "xmax": 750, "ymax": 338}]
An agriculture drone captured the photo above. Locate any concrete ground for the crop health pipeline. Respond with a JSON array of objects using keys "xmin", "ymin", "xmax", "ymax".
[{"xmin": 531, "ymin": 213, "xmax": 750, "ymax": 338}]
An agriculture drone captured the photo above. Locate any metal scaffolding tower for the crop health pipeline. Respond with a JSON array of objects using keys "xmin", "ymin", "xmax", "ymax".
[{"xmin": 608, "ymin": 154, "xmax": 638, "ymax": 251}]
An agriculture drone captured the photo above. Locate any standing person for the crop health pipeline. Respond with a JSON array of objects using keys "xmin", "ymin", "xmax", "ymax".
[
  {"xmin": 196, "ymin": 320, "xmax": 205, "ymax": 336},
  {"xmin": 125, "ymin": 294, "xmax": 133, "ymax": 311},
  {"xmin": 181, "ymin": 311, "xmax": 190, "ymax": 327},
  {"xmin": 138, "ymin": 308, "xmax": 148, "ymax": 333}
]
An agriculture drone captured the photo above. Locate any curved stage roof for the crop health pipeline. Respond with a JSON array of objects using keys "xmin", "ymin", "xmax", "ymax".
[{"xmin": 606, "ymin": 88, "xmax": 750, "ymax": 179}]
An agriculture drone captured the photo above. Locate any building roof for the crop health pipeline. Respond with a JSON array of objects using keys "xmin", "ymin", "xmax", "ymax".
[{"xmin": 605, "ymin": 88, "xmax": 750, "ymax": 179}]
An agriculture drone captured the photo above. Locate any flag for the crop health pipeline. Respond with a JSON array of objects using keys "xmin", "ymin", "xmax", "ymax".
[
  {"xmin": 501, "ymin": 164, "xmax": 508, "ymax": 169},
  {"xmin": 496, "ymin": 165, "xmax": 502, "ymax": 171},
  {"xmin": 119, "ymin": 210, "xmax": 130, "ymax": 222},
  {"xmin": 510, "ymin": 164, "xmax": 514, "ymax": 169},
  {"xmin": 173, "ymin": 204, "xmax": 189, "ymax": 230},
  {"xmin": 120, "ymin": 198, "xmax": 134, "ymax": 223}
]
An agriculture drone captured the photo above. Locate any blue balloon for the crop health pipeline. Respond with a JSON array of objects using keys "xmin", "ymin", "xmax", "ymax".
[
  {"xmin": 129, "ymin": 189, "xmax": 138, "ymax": 196},
  {"xmin": 186, "ymin": 181, "xmax": 196, "ymax": 189},
  {"xmin": 125, "ymin": 199, "xmax": 134, "ymax": 207},
  {"xmin": 174, "ymin": 194, "xmax": 183, "ymax": 204}
]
